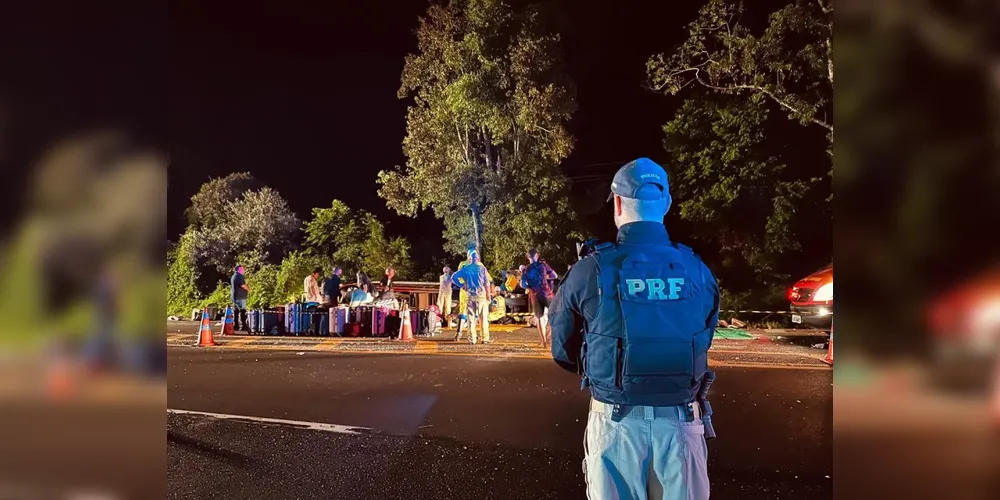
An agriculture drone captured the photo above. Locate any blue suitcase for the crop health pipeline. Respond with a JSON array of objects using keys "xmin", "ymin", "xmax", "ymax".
[
  {"xmin": 318, "ymin": 311, "xmax": 329, "ymax": 336},
  {"xmin": 298, "ymin": 307, "xmax": 311, "ymax": 335},
  {"xmin": 255, "ymin": 309, "xmax": 265, "ymax": 333},
  {"xmin": 247, "ymin": 309, "xmax": 259, "ymax": 333},
  {"xmin": 329, "ymin": 307, "xmax": 347, "ymax": 335},
  {"xmin": 285, "ymin": 303, "xmax": 301, "ymax": 335},
  {"xmin": 263, "ymin": 310, "xmax": 280, "ymax": 335}
]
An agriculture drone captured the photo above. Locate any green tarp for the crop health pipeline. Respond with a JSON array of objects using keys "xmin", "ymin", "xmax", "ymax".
[{"xmin": 713, "ymin": 328, "xmax": 754, "ymax": 340}]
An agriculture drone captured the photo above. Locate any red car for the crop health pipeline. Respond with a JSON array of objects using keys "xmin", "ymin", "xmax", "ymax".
[{"xmin": 788, "ymin": 265, "xmax": 833, "ymax": 331}]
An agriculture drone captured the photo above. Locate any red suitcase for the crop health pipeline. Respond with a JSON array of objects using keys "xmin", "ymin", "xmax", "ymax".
[{"xmin": 344, "ymin": 322, "xmax": 362, "ymax": 337}]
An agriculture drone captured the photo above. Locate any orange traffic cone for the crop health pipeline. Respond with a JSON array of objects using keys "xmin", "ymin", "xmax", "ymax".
[
  {"xmin": 196, "ymin": 309, "xmax": 217, "ymax": 347},
  {"xmin": 220, "ymin": 305, "xmax": 235, "ymax": 336},
  {"xmin": 398, "ymin": 306, "xmax": 414, "ymax": 342},
  {"xmin": 822, "ymin": 322, "xmax": 833, "ymax": 366}
]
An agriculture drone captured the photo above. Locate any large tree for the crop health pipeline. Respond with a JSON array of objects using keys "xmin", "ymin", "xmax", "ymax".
[
  {"xmin": 185, "ymin": 172, "xmax": 261, "ymax": 229},
  {"xmin": 648, "ymin": 0, "xmax": 833, "ymax": 149},
  {"xmin": 191, "ymin": 186, "xmax": 301, "ymax": 274},
  {"xmin": 378, "ymin": 0, "xmax": 581, "ymax": 270},
  {"xmin": 303, "ymin": 200, "xmax": 356, "ymax": 259},
  {"xmin": 303, "ymin": 200, "xmax": 413, "ymax": 279},
  {"xmin": 647, "ymin": 0, "xmax": 833, "ymax": 309},
  {"xmin": 663, "ymin": 96, "xmax": 830, "ymax": 307}
]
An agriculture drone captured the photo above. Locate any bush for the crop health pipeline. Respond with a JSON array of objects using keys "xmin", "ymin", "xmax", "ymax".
[
  {"xmin": 246, "ymin": 263, "xmax": 281, "ymax": 309},
  {"xmin": 276, "ymin": 251, "xmax": 330, "ymax": 305},
  {"xmin": 167, "ymin": 231, "xmax": 202, "ymax": 316},
  {"xmin": 200, "ymin": 281, "xmax": 231, "ymax": 310}
]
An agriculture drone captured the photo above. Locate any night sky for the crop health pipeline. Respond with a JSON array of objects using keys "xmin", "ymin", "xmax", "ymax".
[
  {"xmin": 3, "ymin": 0, "xmax": 729, "ymax": 268},
  {"xmin": 166, "ymin": 0, "xmax": 700, "ymax": 252}
]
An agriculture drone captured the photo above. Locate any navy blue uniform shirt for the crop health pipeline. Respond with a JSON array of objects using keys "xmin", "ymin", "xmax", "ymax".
[
  {"xmin": 230, "ymin": 272, "xmax": 247, "ymax": 302},
  {"xmin": 549, "ymin": 221, "xmax": 720, "ymax": 375},
  {"xmin": 323, "ymin": 275, "xmax": 342, "ymax": 304}
]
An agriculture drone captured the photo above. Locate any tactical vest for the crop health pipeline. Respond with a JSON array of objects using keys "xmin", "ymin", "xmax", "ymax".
[{"xmin": 580, "ymin": 241, "xmax": 714, "ymax": 407}]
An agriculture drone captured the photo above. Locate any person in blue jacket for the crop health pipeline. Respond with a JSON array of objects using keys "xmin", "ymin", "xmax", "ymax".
[{"xmin": 548, "ymin": 158, "xmax": 720, "ymax": 500}]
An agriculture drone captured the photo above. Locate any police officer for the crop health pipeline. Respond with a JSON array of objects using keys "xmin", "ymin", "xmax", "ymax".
[{"xmin": 549, "ymin": 158, "xmax": 720, "ymax": 500}]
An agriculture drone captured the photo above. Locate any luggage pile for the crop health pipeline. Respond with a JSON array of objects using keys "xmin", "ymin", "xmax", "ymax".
[{"xmin": 241, "ymin": 303, "xmax": 433, "ymax": 338}]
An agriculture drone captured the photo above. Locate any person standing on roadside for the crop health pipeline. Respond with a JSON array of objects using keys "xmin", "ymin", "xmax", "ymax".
[
  {"xmin": 323, "ymin": 266, "xmax": 343, "ymax": 307},
  {"xmin": 438, "ymin": 266, "xmax": 453, "ymax": 327},
  {"xmin": 549, "ymin": 158, "xmax": 720, "ymax": 500},
  {"xmin": 520, "ymin": 248, "xmax": 558, "ymax": 347},
  {"xmin": 454, "ymin": 253, "xmax": 473, "ymax": 337},
  {"xmin": 230, "ymin": 265, "xmax": 250, "ymax": 333},
  {"xmin": 304, "ymin": 267, "xmax": 323, "ymax": 305},
  {"xmin": 450, "ymin": 249, "xmax": 494, "ymax": 344}
]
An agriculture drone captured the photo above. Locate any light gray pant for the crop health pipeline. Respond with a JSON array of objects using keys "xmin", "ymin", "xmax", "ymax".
[{"xmin": 584, "ymin": 399, "xmax": 709, "ymax": 500}]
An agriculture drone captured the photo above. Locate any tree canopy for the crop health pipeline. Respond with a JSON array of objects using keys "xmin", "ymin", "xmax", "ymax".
[
  {"xmin": 189, "ymin": 182, "xmax": 301, "ymax": 274},
  {"xmin": 648, "ymin": 0, "xmax": 833, "ymax": 146},
  {"xmin": 648, "ymin": 0, "xmax": 833, "ymax": 309},
  {"xmin": 378, "ymin": 0, "xmax": 582, "ymax": 271},
  {"xmin": 186, "ymin": 172, "xmax": 261, "ymax": 229},
  {"xmin": 663, "ymin": 96, "xmax": 829, "ymax": 304},
  {"xmin": 303, "ymin": 200, "xmax": 412, "ymax": 279}
]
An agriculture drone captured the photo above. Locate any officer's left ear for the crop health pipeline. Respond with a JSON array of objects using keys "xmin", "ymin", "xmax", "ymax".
[{"xmin": 664, "ymin": 194, "xmax": 672, "ymax": 216}]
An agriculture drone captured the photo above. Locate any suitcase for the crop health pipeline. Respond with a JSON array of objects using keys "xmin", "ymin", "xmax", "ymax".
[
  {"xmin": 329, "ymin": 307, "xmax": 347, "ymax": 335},
  {"xmin": 372, "ymin": 307, "xmax": 388, "ymax": 337},
  {"xmin": 344, "ymin": 322, "xmax": 362, "ymax": 337},
  {"xmin": 299, "ymin": 307, "xmax": 313, "ymax": 335},
  {"xmin": 286, "ymin": 303, "xmax": 308, "ymax": 335},
  {"xmin": 409, "ymin": 311, "xmax": 420, "ymax": 335},
  {"xmin": 318, "ymin": 310, "xmax": 329, "ymax": 336},
  {"xmin": 248, "ymin": 309, "xmax": 262, "ymax": 333},
  {"xmin": 263, "ymin": 310, "xmax": 281, "ymax": 335},
  {"xmin": 355, "ymin": 306, "xmax": 373, "ymax": 336},
  {"xmin": 285, "ymin": 303, "xmax": 297, "ymax": 334},
  {"xmin": 416, "ymin": 310, "xmax": 429, "ymax": 335},
  {"xmin": 385, "ymin": 316, "xmax": 402, "ymax": 338}
]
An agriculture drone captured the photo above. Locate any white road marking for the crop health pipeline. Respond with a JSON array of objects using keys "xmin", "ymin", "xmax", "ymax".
[{"xmin": 167, "ymin": 408, "xmax": 372, "ymax": 435}]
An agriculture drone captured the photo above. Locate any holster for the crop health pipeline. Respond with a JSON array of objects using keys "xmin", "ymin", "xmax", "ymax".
[{"xmin": 698, "ymin": 371, "xmax": 717, "ymax": 440}]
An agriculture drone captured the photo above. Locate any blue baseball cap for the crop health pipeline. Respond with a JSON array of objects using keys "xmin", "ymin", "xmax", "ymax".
[{"xmin": 607, "ymin": 158, "xmax": 669, "ymax": 202}]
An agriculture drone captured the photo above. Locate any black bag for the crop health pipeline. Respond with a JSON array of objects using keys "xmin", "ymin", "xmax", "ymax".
[
  {"xmin": 416, "ymin": 311, "xmax": 429, "ymax": 335},
  {"xmin": 385, "ymin": 316, "xmax": 402, "ymax": 337}
]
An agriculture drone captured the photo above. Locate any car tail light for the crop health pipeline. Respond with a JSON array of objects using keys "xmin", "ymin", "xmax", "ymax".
[{"xmin": 787, "ymin": 287, "xmax": 794, "ymax": 301}]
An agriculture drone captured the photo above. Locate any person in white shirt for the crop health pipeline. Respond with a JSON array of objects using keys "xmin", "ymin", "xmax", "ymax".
[
  {"xmin": 303, "ymin": 267, "xmax": 323, "ymax": 304},
  {"xmin": 301, "ymin": 267, "xmax": 325, "ymax": 334},
  {"xmin": 437, "ymin": 266, "xmax": 453, "ymax": 326}
]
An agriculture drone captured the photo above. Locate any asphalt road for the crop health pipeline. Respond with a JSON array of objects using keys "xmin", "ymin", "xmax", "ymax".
[{"xmin": 167, "ymin": 348, "xmax": 831, "ymax": 499}]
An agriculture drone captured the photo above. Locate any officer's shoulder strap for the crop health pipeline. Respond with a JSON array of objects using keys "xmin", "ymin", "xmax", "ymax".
[
  {"xmin": 672, "ymin": 242, "xmax": 705, "ymax": 262},
  {"xmin": 592, "ymin": 241, "xmax": 616, "ymax": 255},
  {"xmin": 673, "ymin": 242, "xmax": 694, "ymax": 254}
]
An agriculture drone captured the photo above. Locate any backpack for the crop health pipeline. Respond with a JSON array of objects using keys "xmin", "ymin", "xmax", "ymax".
[{"xmin": 522, "ymin": 263, "xmax": 544, "ymax": 289}]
